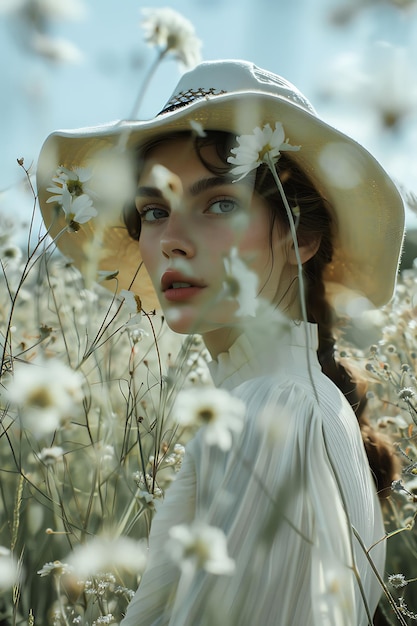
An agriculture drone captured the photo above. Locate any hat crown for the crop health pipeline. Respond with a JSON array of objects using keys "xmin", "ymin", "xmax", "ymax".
[{"xmin": 160, "ymin": 59, "xmax": 317, "ymax": 116}]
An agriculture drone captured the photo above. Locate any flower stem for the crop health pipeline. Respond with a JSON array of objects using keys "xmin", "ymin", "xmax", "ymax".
[
  {"xmin": 54, "ymin": 575, "xmax": 70, "ymax": 626},
  {"xmin": 116, "ymin": 47, "xmax": 167, "ymax": 153},
  {"xmin": 266, "ymin": 154, "xmax": 319, "ymax": 404},
  {"xmin": 129, "ymin": 47, "xmax": 167, "ymax": 120}
]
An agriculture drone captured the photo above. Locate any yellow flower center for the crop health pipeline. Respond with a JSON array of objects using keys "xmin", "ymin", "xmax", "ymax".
[
  {"xmin": 184, "ymin": 538, "xmax": 210, "ymax": 567},
  {"xmin": 258, "ymin": 143, "xmax": 273, "ymax": 162},
  {"xmin": 197, "ymin": 407, "xmax": 216, "ymax": 423},
  {"xmin": 67, "ymin": 180, "xmax": 83, "ymax": 196},
  {"xmin": 167, "ymin": 33, "xmax": 180, "ymax": 50},
  {"xmin": 27, "ymin": 387, "xmax": 54, "ymax": 409}
]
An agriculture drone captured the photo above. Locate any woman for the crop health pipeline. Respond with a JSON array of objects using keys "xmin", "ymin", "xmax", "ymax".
[{"xmin": 37, "ymin": 60, "xmax": 405, "ymax": 625}]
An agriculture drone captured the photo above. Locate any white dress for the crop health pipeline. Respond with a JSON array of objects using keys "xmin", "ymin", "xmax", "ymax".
[{"xmin": 121, "ymin": 322, "xmax": 385, "ymax": 626}]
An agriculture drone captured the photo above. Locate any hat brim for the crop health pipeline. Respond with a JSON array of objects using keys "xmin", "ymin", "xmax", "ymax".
[{"xmin": 36, "ymin": 90, "xmax": 405, "ymax": 310}]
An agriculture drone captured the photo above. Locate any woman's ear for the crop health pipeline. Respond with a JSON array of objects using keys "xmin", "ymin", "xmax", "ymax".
[{"xmin": 287, "ymin": 235, "xmax": 321, "ymax": 266}]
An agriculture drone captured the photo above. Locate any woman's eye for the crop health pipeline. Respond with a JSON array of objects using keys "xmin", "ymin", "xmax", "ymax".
[
  {"xmin": 139, "ymin": 206, "xmax": 169, "ymax": 223},
  {"xmin": 207, "ymin": 199, "xmax": 239, "ymax": 215}
]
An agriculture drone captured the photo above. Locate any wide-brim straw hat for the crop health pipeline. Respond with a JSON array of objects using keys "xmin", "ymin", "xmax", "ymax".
[{"xmin": 37, "ymin": 59, "xmax": 405, "ymax": 311}]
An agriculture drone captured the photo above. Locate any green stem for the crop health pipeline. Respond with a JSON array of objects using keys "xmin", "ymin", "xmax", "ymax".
[
  {"xmin": 266, "ymin": 154, "xmax": 319, "ymax": 404},
  {"xmin": 54, "ymin": 575, "xmax": 70, "ymax": 626},
  {"xmin": 129, "ymin": 47, "xmax": 167, "ymax": 120}
]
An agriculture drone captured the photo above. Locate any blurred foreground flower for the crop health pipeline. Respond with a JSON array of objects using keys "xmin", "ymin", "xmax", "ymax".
[
  {"xmin": 227, "ymin": 122, "xmax": 300, "ymax": 181},
  {"xmin": 367, "ymin": 43, "xmax": 417, "ymax": 129},
  {"xmin": 67, "ymin": 536, "xmax": 147, "ymax": 579},
  {"xmin": 141, "ymin": 7, "xmax": 202, "ymax": 68},
  {"xmin": 5, "ymin": 357, "xmax": 85, "ymax": 438},
  {"xmin": 0, "ymin": 0, "xmax": 87, "ymax": 21},
  {"xmin": 258, "ymin": 402, "xmax": 290, "ymax": 447},
  {"xmin": 173, "ymin": 387, "xmax": 245, "ymax": 451},
  {"xmin": 314, "ymin": 550, "xmax": 355, "ymax": 625},
  {"xmin": 30, "ymin": 32, "xmax": 83, "ymax": 63},
  {"xmin": 144, "ymin": 163, "xmax": 183, "ymax": 211},
  {"xmin": 223, "ymin": 247, "xmax": 259, "ymax": 317},
  {"xmin": 329, "ymin": 0, "xmax": 417, "ymax": 27},
  {"xmin": 322, "ymin": 43, "xmax": 417, "ymax": 130},
  {"xmin": 38, "ymin": 446, "xmax": 65, "ymax": 465},
  {"xmin": 1, "ymin": 0, "xmax": 86, "ymax": 63},
  {"xmin": 0, "ymin": 547, "xmax": 19, "ymax": 591},
  {"xmin": 168, "ymin": 521, "xmax": 235, "ymax": 574}
]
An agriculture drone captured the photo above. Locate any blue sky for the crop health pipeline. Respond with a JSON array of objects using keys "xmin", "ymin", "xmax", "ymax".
[{"xmin": 1, "ymin": 0, "xmax": 417, "ymax": 226}]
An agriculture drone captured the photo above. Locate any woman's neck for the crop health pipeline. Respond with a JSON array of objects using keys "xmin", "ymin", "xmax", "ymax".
[
  {"xmin": 202, "ymin": 326, "xmax": 243, "ymax": 359},
  {"xmin": 202, "ymin": 298, "xmax": 303, "ymax": 360}
]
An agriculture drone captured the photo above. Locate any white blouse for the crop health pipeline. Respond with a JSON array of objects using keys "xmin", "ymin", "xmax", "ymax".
[{"xmin": 121, "ymin": 322, "xmax": 385, "ymax": 626}]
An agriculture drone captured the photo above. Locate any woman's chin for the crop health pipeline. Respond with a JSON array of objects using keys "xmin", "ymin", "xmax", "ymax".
[
  {"xmin": 163, "ymin": 305, "xmax": 205, "ymax": 335},
  {"xmin": 162, "ymin": 303, "xmax": 238, "ymax": 337}
]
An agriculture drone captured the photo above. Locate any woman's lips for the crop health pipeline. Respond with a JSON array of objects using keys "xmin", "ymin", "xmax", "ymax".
[
  {"xmin": 163, "ymin": 285, "xmax": 206, "ymax": 302},
  {"xmin": 161, "ymin": 270, "xmax": 206, "ymax": 302}
]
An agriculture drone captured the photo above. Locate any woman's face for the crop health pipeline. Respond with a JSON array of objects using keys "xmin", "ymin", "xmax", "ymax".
[{"xmin": 136, "ymin": 137, "xmax": 294, "ymax": 353}]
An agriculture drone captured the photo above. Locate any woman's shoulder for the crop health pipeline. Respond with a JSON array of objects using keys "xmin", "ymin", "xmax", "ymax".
[
  {"xmin": 227, "ymin": 366, "xmax": 364, "ymax": 454},
  {"xmin": 229, "ymin": 364, "xmax": 341, "ymax": 412}
]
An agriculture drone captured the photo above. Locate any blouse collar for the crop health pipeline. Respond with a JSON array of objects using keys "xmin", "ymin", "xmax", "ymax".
[{"xmin": 207, "ymin": 321, "xmax": 320, "ymax": 391}]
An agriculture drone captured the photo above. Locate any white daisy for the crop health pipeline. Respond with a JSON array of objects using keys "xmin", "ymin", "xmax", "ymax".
[
  {"xmin": 227, "ymin": 123, "xmax": 300, "ymax": 182},
  {"xmin": 47, "ymin": 165, "xmax": 97, "ymax": 227},
  {"xmin": 141, "ymin": 7, "xmax": 202, "ymax": 68},
  {"xmin": 37, "ymin": 560, "xmax": 73, "ymax": 578},
  {"xmin": 5, "ymin": 357, "xmax": 84, "ymax": 438},
  {"xmin": 172, "ymin": 387, "xmax": 245, "ymax": 451},
  {"xmin": 61, "ymin": 188, "xmax": 98, "ymax": 226},
  {"xmin": 168, "ymin": 521, "xmax": 235, "ymax": 575},
  {"xmin": 47, "ymin": 165, "xmax": 92, "ymax": 200}
]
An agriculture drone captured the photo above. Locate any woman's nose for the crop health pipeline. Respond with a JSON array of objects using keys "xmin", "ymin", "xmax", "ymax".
[{"xmin": 160, "ymin": 214, "xmax": 195, "ymax": 259}]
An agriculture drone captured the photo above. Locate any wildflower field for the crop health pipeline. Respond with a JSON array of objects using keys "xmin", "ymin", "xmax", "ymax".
[
  {"xmin": 0, "ymin": 159, "xmax": 213, "ymax": 624},
  {"xmin": 2, "ymin": 2, "xmax": 417, "ymax": 624},
  {"xmin": 3, "ymin": 171, "xmax": 417, "ymax": 625}
]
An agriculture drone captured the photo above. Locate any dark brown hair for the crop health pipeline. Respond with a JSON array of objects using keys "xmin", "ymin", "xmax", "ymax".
[{"xmin": 123, "ymin": 130, "xmax": 399, "ymax": 499}]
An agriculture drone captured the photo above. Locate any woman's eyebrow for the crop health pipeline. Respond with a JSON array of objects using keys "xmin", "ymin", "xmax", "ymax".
[
  {"xmin": 137, "ymin": 176, "xmax": 246, "ymax": 199},
  {"xmin": 188, "ymin": 176, "xmax": 236, "ymax": 196},
  {"xmin": 136, "ymin": 186, "xmax": 164, "ymax": 198}
]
